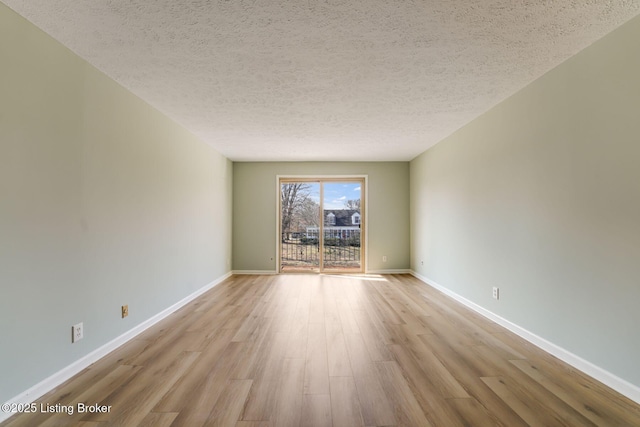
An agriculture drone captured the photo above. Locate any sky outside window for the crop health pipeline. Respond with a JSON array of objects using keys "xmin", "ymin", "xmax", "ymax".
[{"xmin": 322, "ymin": 182, "xmax": 361, "ymax": 209}]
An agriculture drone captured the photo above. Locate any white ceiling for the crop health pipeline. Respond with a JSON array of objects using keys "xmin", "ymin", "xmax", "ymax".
[{"xmin": 3, "ymin": 1, "xmax": 639, "ymax": 161}]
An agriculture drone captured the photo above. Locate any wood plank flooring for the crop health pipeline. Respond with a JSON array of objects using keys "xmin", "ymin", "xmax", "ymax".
[{"xmin": 3, "ymin": 274, "xmax": 640, "ymax": 426}]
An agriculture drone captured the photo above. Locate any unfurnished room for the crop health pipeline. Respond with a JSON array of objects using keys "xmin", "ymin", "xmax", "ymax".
[{"xmin": 1, "ymin": 1, "xmax": 640, "ymax": 426}]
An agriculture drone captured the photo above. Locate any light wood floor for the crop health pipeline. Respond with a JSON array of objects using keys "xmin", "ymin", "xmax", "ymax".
[{"xmin": 3, "ymin": 274, "xmax": 640, "ymax": 426}]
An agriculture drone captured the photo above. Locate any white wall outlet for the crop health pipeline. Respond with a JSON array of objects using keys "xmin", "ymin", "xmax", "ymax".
[
  {"xmin": 382, "ymin": 255, "xmax": 387, "ymax": 262},
  {"xmin": 492, "ymin": 287, "xmax": 500, "ymax": 300},
  {"xmin": 72, "ymin": 322, "xmax": 84, "ymax": 343}
]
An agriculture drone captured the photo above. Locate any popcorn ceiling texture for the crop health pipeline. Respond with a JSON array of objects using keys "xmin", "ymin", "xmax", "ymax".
[{"xmin": 3, "ymin": 1, "xmax": 639, "ymax": 161}]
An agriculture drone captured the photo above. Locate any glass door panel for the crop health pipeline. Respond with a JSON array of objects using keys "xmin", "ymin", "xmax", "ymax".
[
  {"xmin": 321, "ymin": 182, "xmax": 362, "ymax": 272},
  {"xmin": 280, "ymin": 182, "xmax": 320, "ymax": 272}
]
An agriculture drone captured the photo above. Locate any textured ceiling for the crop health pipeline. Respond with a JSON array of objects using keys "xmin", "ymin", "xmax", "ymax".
[{"xmin": 3, "ymin": 1, "xmax": 640, "ymax": 161}]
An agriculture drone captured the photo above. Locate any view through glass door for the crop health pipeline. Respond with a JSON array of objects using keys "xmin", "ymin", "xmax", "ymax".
[{"xmin": 280, "ymin": 178, "xmax": 364, "ymax": 273}]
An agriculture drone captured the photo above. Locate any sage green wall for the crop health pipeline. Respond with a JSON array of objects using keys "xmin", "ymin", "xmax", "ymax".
[
  {"xmin": 0, "ymin": 5, "xmax": 232, "ymax": 402},
  {"xmin": 410, "ymin": 15, "xmax": 640, "ymax": 388},
  {"xmin": 233, "ymin": 162, "xmax": 410, "ymax": 272}
]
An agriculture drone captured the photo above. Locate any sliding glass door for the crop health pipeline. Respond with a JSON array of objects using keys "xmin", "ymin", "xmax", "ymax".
[{"xmin": 279, "ymin": 177, "xmax": 364, "ymax": 273}]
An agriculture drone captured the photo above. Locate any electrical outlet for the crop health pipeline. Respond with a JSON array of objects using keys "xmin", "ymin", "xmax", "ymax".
[
  {"xmin": 421, "ymin": 260, "xmax": 424, "ymax": 266},
  {"xmin": 121, "ymin": 305, "xmax": 129, "ymax": 318},
  {"xmin": 72, "ymin": 322, "xmax": 83, "ymax": 343},
  {"xmin": 492, "ymin": 287, "xmax": 500, "ymax": 300},
  {"xmin": 382, "ymin": 255, "xmax": 387, "ymax": 262}
]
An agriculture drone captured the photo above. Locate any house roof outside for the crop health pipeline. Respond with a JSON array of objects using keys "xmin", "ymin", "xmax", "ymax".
[{"xmin": 324, "ymin": 209, "xmax": 360, "ymax": 227}]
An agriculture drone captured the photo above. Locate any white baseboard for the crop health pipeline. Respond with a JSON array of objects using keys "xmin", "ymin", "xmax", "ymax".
[
  {"xmin": 0, "ymin": 272, "xmax": 232, "ymax": 423},
  {"xmin": 411, "ymin": 271, "xmax": 640, "ymax": 405},
  {"xmin": 366, "ymin": 269, "xmax": 412, "ymax": 274},
  {"xmin": 232, "ymin": 270, "xmax": 278, "ymax": 275},
  {"xmin": 231, "ymin": 269, "xmax": 413, "ymax": 275}
]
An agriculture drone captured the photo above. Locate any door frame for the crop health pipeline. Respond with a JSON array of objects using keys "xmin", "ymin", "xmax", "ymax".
[{"xmin": 276, "ymin": 175, "xmax": 368, "ymax": 274}]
